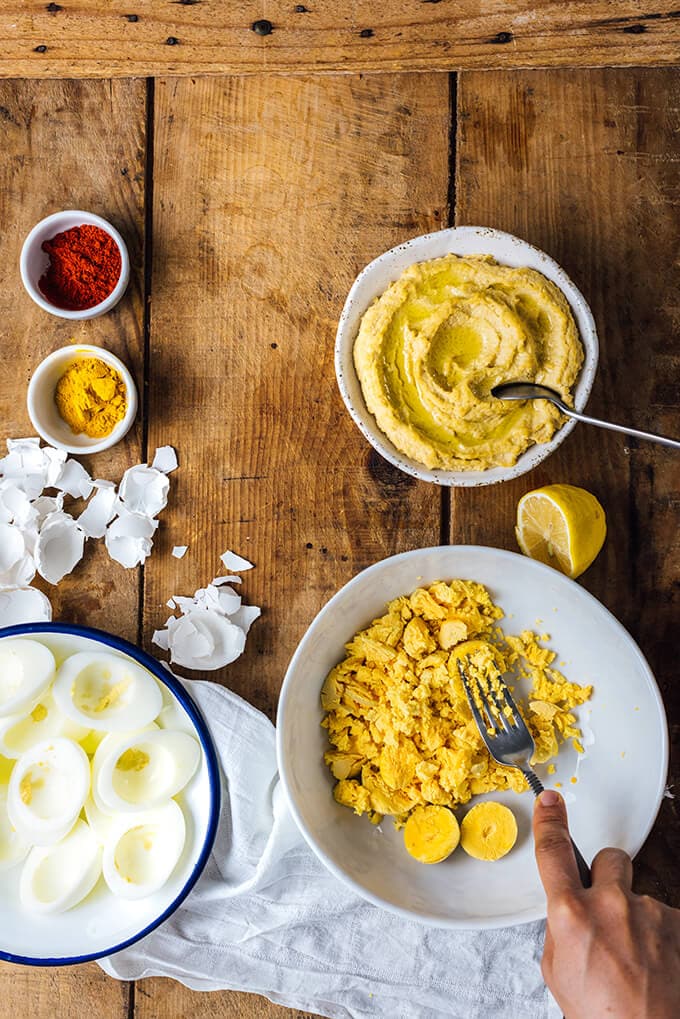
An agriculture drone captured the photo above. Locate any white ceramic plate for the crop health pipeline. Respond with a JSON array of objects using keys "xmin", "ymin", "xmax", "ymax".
[
  {"xmin": 335, "ymin": 226, "xmax": 599, "ymax": 486},
  {"xmin": 0, "ymin": 624, "xmax": 220, "ymax": 965},
  {"xmin": 277, "ymin": 546, "xmax": 668, "ymax": 929}
]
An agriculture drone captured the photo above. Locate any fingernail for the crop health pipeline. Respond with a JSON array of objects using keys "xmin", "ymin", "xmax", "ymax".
[{"xmin": 539, "ymin": 790, "xmax": 560, "ymax": 807}]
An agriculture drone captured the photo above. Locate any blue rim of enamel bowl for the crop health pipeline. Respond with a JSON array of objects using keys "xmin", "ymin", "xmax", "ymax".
[{"xmin": 0, "ymin": 622, "xmax": 221, "ymax": 967}]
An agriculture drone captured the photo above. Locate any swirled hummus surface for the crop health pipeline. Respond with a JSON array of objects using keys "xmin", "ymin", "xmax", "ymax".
[{"xmin": 353, "ymin": 253, "xmax": 584, "ymax": 470}]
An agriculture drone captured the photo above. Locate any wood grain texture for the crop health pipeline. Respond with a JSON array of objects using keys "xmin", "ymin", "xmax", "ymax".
[
  {"xmin": 0, "ymin": 78, "xmax": 145, "ymax": 1014},
  {"xmin": 133, "ymin": 73, "xmax": 449, "ymax": 1017},
  {"xmin": 1, "ymin": 1, "xmax": 680, "ymax": 78},
  {"xmin": 454, "ymin": 67, "xmax": 680, "ymax": 903},
  {"xmin": 135, "ymin": 977, "xmax": 314, "ymax": 1018}
]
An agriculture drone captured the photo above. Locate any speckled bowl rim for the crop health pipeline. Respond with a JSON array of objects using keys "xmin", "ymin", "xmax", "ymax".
[{"xmin": 335, "ymin": 226, "xmax": 599, "ymax": 487}]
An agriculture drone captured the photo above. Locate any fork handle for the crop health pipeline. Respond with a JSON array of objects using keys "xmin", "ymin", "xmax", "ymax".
[{"xmin": 522, "ymin": 770, "xmax": 592, "ymax": 888}]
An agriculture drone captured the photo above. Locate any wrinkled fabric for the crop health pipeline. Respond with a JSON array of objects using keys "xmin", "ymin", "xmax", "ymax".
[{"xmin": 99, "ymin": 680, "xmax": 560, "ymax": 1019}]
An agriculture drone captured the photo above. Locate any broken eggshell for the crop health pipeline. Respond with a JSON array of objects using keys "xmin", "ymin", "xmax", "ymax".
[
  {"xmin": 119, "ymin": 465, "xmax": 169, "ymax": 518},
  {"xmin": 0, "ymin": 587, "xmax": 51, "ymax": 626},
  {"xmin": 34, "ymin": 511, "xmax": 85, "ymax": 586},
  {"xmin": 220, "ymin": 549, "xmax": 254, "ymax": 572},
  {"xmin": 167, "ymin": 608, "xmax": 246, "ymax": 670},
  {"xmin": 151, "ymin": 446, "xmax": 178, "ymax": 474},
  {"xmin": 105, "ymin": 509, "xmax": 158, "ymax": 569},
  {"xmin": 77, "ymin": 482, "xmax": 118, "ymax": 539}
]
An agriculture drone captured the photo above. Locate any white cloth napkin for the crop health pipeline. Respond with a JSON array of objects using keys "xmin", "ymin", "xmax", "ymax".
[{"xmin": 98, "ymin": 679, "xmax": 560, "ymax": 1019}]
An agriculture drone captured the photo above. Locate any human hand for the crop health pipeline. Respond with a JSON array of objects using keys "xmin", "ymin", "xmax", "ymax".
[{"xmin": 533, "ymin": 789, "xmax": 680, "ymax": 1019}]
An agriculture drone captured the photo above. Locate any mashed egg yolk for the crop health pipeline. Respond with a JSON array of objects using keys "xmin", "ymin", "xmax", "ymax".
[{"xmin": 321, "ymin": 580, "xmax": 591, "ymax": 827}]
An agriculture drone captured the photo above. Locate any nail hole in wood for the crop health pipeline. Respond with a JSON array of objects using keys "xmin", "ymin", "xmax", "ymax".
[
  {"xmin": 166, "ymin": 36, "xmax": 180, "ymax": 45},
  {"xmin": 33, "ymin": 44, "xmax": 48, "ymax": 52},
  {"xmin": 489, "ymin": 30, "xmax": 513, "ymax": 44},
  {"xmin": 46, "ymin": 3, "xmax": 62, "ymax": 12},
  {"xmin": 252, "ymin": 19, "xmax": 274, "ymax": 36},
  {"xmin": 125, "ymin": 14, "xmax": 139, "ymax": 22},
  {"xmin": 359, "ymin": 28, "xmax": 374, "ymax": 37}
]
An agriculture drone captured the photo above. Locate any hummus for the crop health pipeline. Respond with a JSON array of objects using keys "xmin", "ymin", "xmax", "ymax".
[{"xmin": 353, "ymin": 253, "xmax": 584, "ymax": 470}]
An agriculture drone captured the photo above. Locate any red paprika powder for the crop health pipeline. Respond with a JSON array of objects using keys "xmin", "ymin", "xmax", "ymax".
[{"xmin": 38, "ymin": 224, "xmax": 122, "ymax": 310}]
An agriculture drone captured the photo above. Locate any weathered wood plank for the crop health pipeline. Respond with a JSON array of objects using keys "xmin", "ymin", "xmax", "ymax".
[
  {"xmin": 454, "ymin": 67, "xmax": 680, "ymax": 903},
  {"xmin": 0, "ymin": 77, "xmax": 145, "ymax": 1013},
  {"xmin": 134, "ymin": 73, "xmax": 449, "ymax": 1017},
  {"xmin": 1, "ymin": 1, "xmax": 679, "ymax": 77}
]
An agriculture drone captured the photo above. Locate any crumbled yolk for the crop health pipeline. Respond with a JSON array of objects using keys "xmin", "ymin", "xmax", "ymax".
[
  {"xmin": 321, "ymin": 579, "xmax": 592, "ymax": 828},
  {"xmin": 30, "ymin": 703, "xmax": 48, "ymax": 723},
  {"xmin": 116, "ymin": 748, "xmax": 150, "ymax": 772},
  {"xmin": 95, "ymin": 679, "xmax": 130, "ymax": 712}
]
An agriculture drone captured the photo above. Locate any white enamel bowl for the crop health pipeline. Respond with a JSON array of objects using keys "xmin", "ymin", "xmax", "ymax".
[
  {"xmin": 0, "ymin": 623, "xmax": 220, "ymax": 966},
  {"xmin": 277, "ymin": 546, "xmax": 668, "ymax": 929},
  {"xmin": 335, "ymin": 226, "xmax": 599, "ymax": 487}
]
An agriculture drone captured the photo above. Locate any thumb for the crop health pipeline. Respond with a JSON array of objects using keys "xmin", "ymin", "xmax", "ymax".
[{"xmin": 533, "ymin": 790, "xmax": 582, "ymax": 901}]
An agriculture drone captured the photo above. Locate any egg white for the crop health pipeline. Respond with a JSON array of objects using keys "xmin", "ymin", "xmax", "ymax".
[
  {"xmin": 95, "ymin": 729, "xmax": 200, "ymax": 813},
  {"xmin": 8, "ymin": 737, "xmax": 90, "ymax": 846},
  {"xmin": 102, "ymin": 800, "xmax": 186, "ymax": 900},
  {"xmin": 0, "ymin": 639, "xmax": 56, "ymax": 718},
  {"xmin": 20, "ymin": 819, "xmax": 102, "ymax": 913},
  {"xmin": 53, "ymin": 651, "xmax": 163, "ymax": 731}
]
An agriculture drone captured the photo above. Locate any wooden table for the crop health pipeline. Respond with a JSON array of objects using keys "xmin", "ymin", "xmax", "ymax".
[{"xmin": 0, "ymin": 3, "xmax": 678, "ymax": 1017}]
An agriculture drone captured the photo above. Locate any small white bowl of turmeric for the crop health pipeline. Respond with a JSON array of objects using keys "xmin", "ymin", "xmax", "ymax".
[{"xmin": 27, "ymin": 344, "xmax": 138, "ymax": 454}]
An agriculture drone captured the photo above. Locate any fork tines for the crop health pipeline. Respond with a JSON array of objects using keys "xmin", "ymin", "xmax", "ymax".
[{"xmin": 456, "ymin": 655, "xmax": 522, "ymax": 734}]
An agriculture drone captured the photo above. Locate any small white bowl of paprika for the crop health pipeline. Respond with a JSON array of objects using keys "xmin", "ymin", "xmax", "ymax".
[
  {"xmin": 20, "ymin": 210, "xmax": 130, "ymax": 320},
  {"xmin": 27, "ymin": 344, "xmax": 138, "ymax": 454}
]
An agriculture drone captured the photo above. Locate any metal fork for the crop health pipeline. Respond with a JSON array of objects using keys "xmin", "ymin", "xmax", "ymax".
[{"xmin": 457, "ymin": 657, "xmax": 591, "ymax": 887}]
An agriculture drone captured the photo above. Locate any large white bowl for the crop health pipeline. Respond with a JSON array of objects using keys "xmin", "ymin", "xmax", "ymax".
[
  {"xmin": 335, "ymin": 226, "xmax": 599, "ymax": 487},
  {"xmin": 0, "ymin": 623, "xmax": 220, "ymax": 965},
  {"xmin": 276, "ymin": 546, "xmax": 668, "ymax": 929}
]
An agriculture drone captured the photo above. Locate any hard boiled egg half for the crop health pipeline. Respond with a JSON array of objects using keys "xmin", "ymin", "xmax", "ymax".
[
  {"xmin": 20, "ymin": 819, "xmax": 101, "ymax": 914},
  {"xmin": 8, "ymin": 737, "xmax": 90, "ymax": 845},
  {"xmin": 102, "ymin": 800, "xmax": 186, "ymax": 900},
  {"xmin": 53, "ymin": 651, "xmax": 163, "ymax": 731},
  {"xmin": 0, "ymin": 640, "xmax": 56, "ymax": 717},
  {"xmin": 93, "ymin": 729, "xmax": 201, "ymax": 813}
]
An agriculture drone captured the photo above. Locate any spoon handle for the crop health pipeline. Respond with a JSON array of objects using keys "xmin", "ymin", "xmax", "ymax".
[{"xmin": 565, "ymin": 408, "xmax": 680, "ymax": 451}]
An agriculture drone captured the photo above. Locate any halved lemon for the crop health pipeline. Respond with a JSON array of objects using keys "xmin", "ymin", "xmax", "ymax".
[{"xmin": 516, "ymin": 484, "xmax": 606, "ymax": 579}]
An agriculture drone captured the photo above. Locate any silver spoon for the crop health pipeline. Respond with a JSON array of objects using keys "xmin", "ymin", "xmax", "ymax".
[{"xmin": 491, "ymin": 382, "xmax": 680, "ymax": 451}]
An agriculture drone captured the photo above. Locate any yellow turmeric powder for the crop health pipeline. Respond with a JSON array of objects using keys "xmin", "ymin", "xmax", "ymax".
[{"xmin": 55, "ymin": 357, "xmax": 127, "ymax": 438}]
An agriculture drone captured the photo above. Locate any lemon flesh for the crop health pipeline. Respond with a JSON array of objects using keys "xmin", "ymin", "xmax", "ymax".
[
  {"xmin": 404, "ymin": 805, "xmax": 460, "ymax": 864},
  {"xmin": 460, "ymin": 801, "xmax": 518, "ymax": 861},
  {"xmin": 516, "ymin": 483, "xmax": 606, "ymax": 579}
]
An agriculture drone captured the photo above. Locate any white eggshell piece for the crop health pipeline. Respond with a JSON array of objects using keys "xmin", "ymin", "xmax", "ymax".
[
  {"xmin": 53, "ymin": 651, "xmax": 163, "ymax": 731},
  {"xmin": 0, "ymin": 554, "xmax": 37, "ymax": 589},
  {"xmin": 220, "ymin": 549, "xmax": 254, "ymax": 571},
  {"xmin": 0, "ymin": 639, "xmax": 56, "ymax": 717},
  {"xmin": 0, "ymin": 691, "xmax": 89, "ymax": 759},
  {"xmin": 119, "ymin": 465, "xmax": 169, "ymax": 517},
  {"xmin": 171, "ymin": 545, "xmax": 188, "ymax": 559},
  {"xmin": 168, "ymin": 608, "xmax": 246, "ymax": 670},
  {"xmin": 95, "ymin": 729, "xmax": 200, "ymax": 812},
  {"xmin": 151, "ymin": 629, "xmax": 170, "ymax": 651},
  {"xmin": 43, "ymin": 445, "xmax": 68, "ymax": 487},
  {"xmin": 35, "ymin": 512, "xmax": 85, "ymax": 585},
  {"xmin": 0, "ymin": 523, "xmax": 25, "ymax": 572},
  {"xmin": 8, "ymin": 737, "xmax": 90, "ymax": 846},
  {"xmin": 77, "ymin": 486, "xmax": 118, "ymax": 539},
  {"xmin": 0, "ymin": 785, "xmax": 30, "ymax": 872},
  {"xmin": 230, "ymin": 604, "xmax": 262, "ymax": 635},
  {"xmin": 20, "ymin": 819, "xmax": 102, "ymax": 913},
  {"xmin": 212, "ymin": 574, "xmax": 242, "ymax": 586},
  {"xmin": 0, "ymin": 439, "xmax": 49, "ymax": 500},
  {"xmin": 31, "ymin": 493, "xmax": 64, "ymax": 527},
  {"xmin": 53, "ymin": 459, "xmax": 93, "ymax": 500},
  {"xmin": 0, "ymin": 587, "xmax": 51, "ymax": 628},
  {"xmin": 105, "ymin": 510, "xmax": 158, "ymax": 569},
  {"xmin": 151, "ymin": 446, "xmax": 178, "ymax": 473},
  {"xmin": 102, "ymin": 800, "xmax": 186, "ymax": 900}
]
